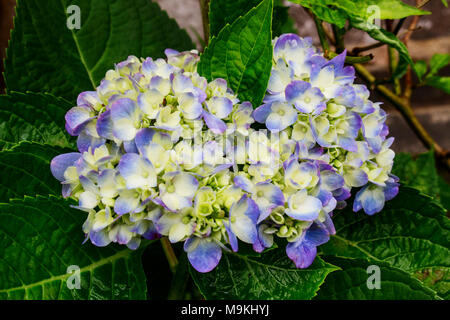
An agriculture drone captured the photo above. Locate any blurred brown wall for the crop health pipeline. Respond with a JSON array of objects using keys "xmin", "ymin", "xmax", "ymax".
[{"xmin": 0, "ymin": 0, "xmax": 16, "ymax": 93}]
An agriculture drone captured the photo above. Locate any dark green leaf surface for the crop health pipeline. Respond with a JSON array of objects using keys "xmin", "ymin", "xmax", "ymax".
[
  {"xmin": 272, "ymin": 4, "xmax": 297, "ymax": 37},
  {"xmin": 426, "ymin": 76, "xmax": 450, "ymax": 94},
  {"xmin": 0, "ymin": 92, "xmax": 75, "ymax": 150},
  {"xmin": 320, "ymin": 187, "xmax": 449, "ymax": 298},
  {"xmin": 0, "ymin": 196, "xmax": 148, "ymax": 299},
  {"xmin": 393, "ymin": 151, "xmax": 449, "ymax": 210},
  {"xmin": 315, "ymin": 257, "xmax": 439, "ymax": 300},
  {"xmin": 393, "ymin": 151, "xmax": 440, "ymax": 200},
  {"xmin": 190, "ymin": 249, "xmax": 338, "ymax": 300},
  {"xmin": 429, "ymin": 53, "xmax": 450, "ymax": 77},
  {"xmin": 198, "ymin": 0, "xmax": 274, "ymax": 108},
  {"xmin": 414, "ymin": 60, "xmax": 428, "ymax": 81},
  {"xmin": 0, "ymin": 142, "xmax": 69, "ymax": 202},
  {"xmin": 322, "ymin": 187, "xmax": 449, "ymax": 273},
  {"xmin": 209, "ymin": 0, "xmax": 262, "ymax": 38},
  {"xmin": 4, "ymin": 0, "xmax": 194, "ymax": 102},
  {"xmin": 438, "ymin": 176, "xmax": 450, "ymax": 213}
]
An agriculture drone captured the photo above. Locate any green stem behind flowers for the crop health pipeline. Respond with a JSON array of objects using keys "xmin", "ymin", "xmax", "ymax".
[
  {"xmin": 199, "ymin": 0, "xmax": 211, "ymax": 45},
  {"xmin": 161, "ymin": 237, "xmax": 179, "ymax": 274}
]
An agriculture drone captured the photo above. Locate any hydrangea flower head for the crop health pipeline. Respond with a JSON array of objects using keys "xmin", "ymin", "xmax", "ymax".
[{"xmin": 51, "ymin": 35, "xmax": 399, "ymax": 273}]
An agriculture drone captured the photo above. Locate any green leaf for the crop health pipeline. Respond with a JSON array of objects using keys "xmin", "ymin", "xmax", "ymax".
[
  {"xmin": 320, "ymin": 187, "xmax": 450, "ymax": 298},
  {"xmin": 442, "ymin": 0, "xmax": 449, "ymax": 8},
  {"xmin": 393, "ymin": 151, "xmax": 450, "ymax": 211},
  {"xmin": 315, "ymin": 257, "xmax": 439, "ymax": 300},
  {"xmin": 0, "ymin": 196, "xmax": 148, "ymax": 299},
  {"xmin": 190, "ymin": 248, "xmax": 339, "ymax": 300},
  {"xmin": 414, "ymin": 60, "xmax": 428, "ymax": 82},
  {"xmin": 350, "ymin": 17, "xmax": 417, "ymax": 76},
  {"xmin": 289, "ymin": 0, "xmax": 429, "ymax": 21},
  {"xmin": 4, "ymin": 0, "xmax": 194, "ymax": 102},
  {"xmin": 272, "ymin": 4, "xmax": 298, "ymax": 37},
  {"xmin": 198, "ymin": 0, "xmax": 274, "ymax": 108},
  {"xmin": 426, "ymin": 76, "xmax": 450, "ymax": 94},
  {"xmin": 288, "ymin": 0, "xmax": 348, "ymax": 28},
  {"xmin": 438, "ymin": 176, "xmax": 450, "ymax": 213},
  {"xmin": 429, "ymin": 53, "xmax": 450, "ymax": 77},
  {"xmin": 0, "ymin": 92, "xmax": 75, "ymax": 150},
  {"xmin": 393, "ymin": 151, "xmax": 440, "ymax": 201},
  {"xmin": 0, "ymin": 142, "xmax": 68, "ymax": 202},
  {"xmin": 209, "ymin": 0, "xmax": 262, "ymax": 38}
]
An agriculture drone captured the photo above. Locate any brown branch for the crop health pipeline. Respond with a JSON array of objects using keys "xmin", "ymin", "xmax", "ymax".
[
  {"xmin": 199, "ymin": 0, "xmax": 210, "ymax": 46},
  {"xmin": 403, "ymin": 1, "xmax": 421, "ymax": 100}
]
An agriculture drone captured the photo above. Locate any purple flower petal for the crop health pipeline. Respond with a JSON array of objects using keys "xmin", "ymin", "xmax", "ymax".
[
  {"xmin": 252, "ymin": 103, "xmax": 273, "ymax": 123},
  {"xmin": 286, "ymin": 239, "xmax": 317, "ymax": 269},
  {"xmin": 203, "ymin": 111, "xmax": 227, "ymax": 134},
  {"xmin": 50, "ymin": 153, "xmax": 81, "ymax": 181},
  {"xmin": 184, "ymin": 238, "xmax": 222, "ymax": 273},
  {"xmin": 65, "ymin": 106, "xmax": 94, "ymax": 136},
  {"xmin": 353, "ymin": 185, "xmax": 385, "ymax": 215},
  {"xmin": 233, "ymin": 175, "xmax": 255, "ymax": 194},
  {"xmin": 77, "ymin": 132, "xmax": 105, "ymax": 154}
]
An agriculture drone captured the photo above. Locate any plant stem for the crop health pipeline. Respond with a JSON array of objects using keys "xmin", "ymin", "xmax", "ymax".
[
  {"xmin": 161, "ymin": 237, "xmax": 178, "ymax": 274},
  {"xmin": 332, "ymin": 25, "xmax": 345, "ymax": 53},
  {"xmin": 167, "ymin": 253, "xmax": 189, "ymax": 300},
  {"xmin": 388, "ymin": 46, "xmax": 402, "ymax": 95},
  {"xmin": 328, "ymin": 51, "xmax": 373, "ymax": 64},
  {"xmin": 312, "ymin": 14, "xmax": 330, "ymax": 55},
  {"xmin": 199, "ymin": 0, "xmax": 210, "ymax": 46}
]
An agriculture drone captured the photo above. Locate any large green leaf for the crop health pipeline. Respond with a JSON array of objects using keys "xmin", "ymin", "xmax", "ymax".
[
  {"xmin": 289, "ymin": 0, "xmax": 429, "ymax": 21},
  {"xmin": 0, "ymin": 196, "xmax": 148, "ymax": 299},
  {"xmin": 190, "ymin": 248, "xmax": 339, "ymax": 300},
  {"xmin": 0, "ymin": 142, "xmax": 68, "ymax": 202},
  {"xmin": 426, "ymin": 76, "xmax": 450, "ymax": 94},
  {"xmin": 429, "ymin": 53, "xmax": 450, "ymax": 77},
  {"xmin": 209, "ymin": 0, "xmax": 262, "ymax": 38},
  {"xmin": 320, "ymin": 187, "xmax": 450, "ymax": 298},
  {"xmin": 315, "ymin": 257, "xmax": 439, "ymax": 300},
  {"xmin": 0, "ymin": 92, "xmax": 75, "ymax": 150},
  {"xmin": 393, "ymin": 151, "xmax": 449, "ymax": 210},
  {"xmin": 393, "ymin": 151, "xmax": 440, "ymax": 200},
  {"xmin": 198, "ymin": 0, "xmax": 274, "ymax": 108},
  {"xmin": 4, "ymin": 0, "xmax": 193, "ymax": 102},
  {"xmin": 272, "ymin": 2, "xmax": 298, "ymax": 37}
]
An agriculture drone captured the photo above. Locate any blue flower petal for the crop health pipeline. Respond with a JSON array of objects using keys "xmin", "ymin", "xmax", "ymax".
[
  {"xmin": 203, "ymin": 110, "xmax": 227, "ymax": 134},
  {"xmin": 50, "ymin": 153, "xmax": 81, "ymax": 181},
  {"xmin": 252, "ymin": 102, "xmax": 273, "ymax": 123},
  {"xmin": 89, "ymin": 230, "xmax": 111, "ymax": 247},
  {"xmin": 353, "ymin": 185, "xmax": 385, "ymax": 215},
  {"xmin": 233, "ymin": 175, "xmax": 255, "ymax": 194},
  {"xmin": 184, "ymin": 237, "xmax": 222, "ymax": 273},
  {"xmin": 229, "ymin": 195, "xmax": 260, "ymax": 244},
  {"xmin": 96, "ymin": 109, "xmax": 114, "ymax": 140},
  {"xmin": 286, "ymin": 239, "xmax": 317, "ymax": 269},
  {"xmin": 65, "ymin": 106, "xmax": 94, "ymax": 136},
  {"xmin": 77, "ymin": 132, "xmax": 105, "ymax": 154}
]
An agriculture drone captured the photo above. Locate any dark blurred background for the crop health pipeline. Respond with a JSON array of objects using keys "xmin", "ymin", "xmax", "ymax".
[{"xmin": 1, "ymin": 0, "xmax": 449, "ymax": 155}]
